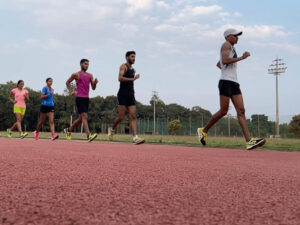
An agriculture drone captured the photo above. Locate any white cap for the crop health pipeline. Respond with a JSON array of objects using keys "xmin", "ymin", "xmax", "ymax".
[{"xmin": 224, "ymin": 28, "xmax": 243, "ymax": 38}]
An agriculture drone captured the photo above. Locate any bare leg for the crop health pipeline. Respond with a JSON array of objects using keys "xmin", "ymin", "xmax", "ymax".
[
  {"xmin": 10, "ymin": 122, "xmax": 18, "ymax": 131},
  {"xmin": 69, "ymin": 115, "xmax": 82, "ymax": 132},
  {"xmin": 81, "ymin": 113, "xmax": 90, "ymax": 136},
  {"xmin": 128, "ymin": 105, "xmax": 137, "ymax": 136},
  {"xmin": 15, "ymin": 114, "xmax": 24, "ymax": 134},
  {"xmin": 231, "ymin": 94, "xmax": 250, "ymax": 141},
  {"xmin": 112, "ymin": 106, "xmax": 126, "ymax": 130},
  {"xmin": 204, "ymin": 95, "xmax": 230, "ymax": 132},
  {"xmin": 36, "ymin": 113, "xmax": 47, "ymax": 132},
  {"xmin": 48, "ymin": 112, "xmax": 55, "ymax": 135}
]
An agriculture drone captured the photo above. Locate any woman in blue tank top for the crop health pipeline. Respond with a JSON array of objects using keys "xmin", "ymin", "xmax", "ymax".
[{"xmin": 34, "ymin": 78, "xmax": 59, "ymax": 141}]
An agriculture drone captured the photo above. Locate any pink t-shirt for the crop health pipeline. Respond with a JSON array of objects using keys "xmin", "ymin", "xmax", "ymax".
[{"xmin": 11, "ymin": 88, "xmax": 28, "ymax": 108}]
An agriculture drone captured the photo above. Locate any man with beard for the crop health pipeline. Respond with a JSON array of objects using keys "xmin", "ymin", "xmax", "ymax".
[
  {"xmin": 108, "ymin": 51, "xmax": 145, "ymax": 144},
  {"xmin": 64, "ymin": 59, "xmax": 98, "ymax": 142}
]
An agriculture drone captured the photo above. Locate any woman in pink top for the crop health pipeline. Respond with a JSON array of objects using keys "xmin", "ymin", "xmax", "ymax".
[{"xmin": 7, "ymin": 80, "xmax": 29, "ymax": 139}]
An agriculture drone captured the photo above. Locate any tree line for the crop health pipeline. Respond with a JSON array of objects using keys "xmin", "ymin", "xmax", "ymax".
[{"xmin": 0, "ymin": 81, "xmax": 299, "ymax": 138}]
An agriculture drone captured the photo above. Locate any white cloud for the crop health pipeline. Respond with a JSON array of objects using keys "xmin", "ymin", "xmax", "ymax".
[
  {"xmin": 233, "ymin": 12, "xmax": 242, "ymax": 17},
  {"xmin": 126, "ymin": 0, "xmax": 153, "ymax": 16},
  {"xmin": 168, "ymin": 5, "xmax": 222, "ymax": 22},
  {"xmin": 155, "ymin": 23, "xmax": 211, "ymax": 33},
  {"xmin": 33, "ymin": 4, "xmax": 114, "ymax": 29},
  {"xmin": 156, "ymin": 23, "xmax": 288, "ymax": 40},
  {"xmin": 250, "ymin": 41, "xmax": 300, "ymax": 54},
  {"xmin": 46, "ymin": 39, "xmax": 70, "ymax": 50},
  {"xmin": 114, "ymin": 23, "xmax": 140, "ymax": 37},
  {"xmin": 155, "ymin": 24, "xmax": 182, "ymax": 32},
  {"xmin": 156, "ymin": 1, "xmax": 170, "ymax": 9},
  {"xmin": 156, "ymin": 41, "xmax": 183, "ymax": 54},
  {"xmin": 26, "ymin": 38, "xmax": 70, "ymax": 50}
]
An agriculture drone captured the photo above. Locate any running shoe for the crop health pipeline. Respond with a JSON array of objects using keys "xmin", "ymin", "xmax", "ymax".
[
  {"xmin": 51, "ymin": 134, "xmax": 59, "ymax": 141},
  {"xmin": 34, "ymin": 131, "xmax": 39, "ymax": 140},
  {"xmin": 20, "ymin": 132, "xmax": 28, "ymax": 139},
  {"xmin": 133, "ymin": 136, "xmax": 145, "ymax": 145},
  {"xmin": 7, "ymin": 129, "xmax": 12, "ymax": 138},
  {"xmin": 108, "ymin": 127, "xmax": 115, "ymax": 141},
  {"xmin": 246, "ymin": 137, "xmax": 266, "ymax": 150},
  {"xmin": 88, "ymin": 133, "xmax": 98, "ymax": 142},
  {"xmin": 197, "ymin": 128, "xmax": 207, "ymax": 146},
  {"xmin": 64, "ymin": 128, "xmax": 72, "ymax": 140}
]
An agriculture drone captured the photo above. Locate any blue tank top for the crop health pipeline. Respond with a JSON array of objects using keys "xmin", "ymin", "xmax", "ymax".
[{"xmin": 41, "ymin": 86, "xmax": 54, "ymax": 106}]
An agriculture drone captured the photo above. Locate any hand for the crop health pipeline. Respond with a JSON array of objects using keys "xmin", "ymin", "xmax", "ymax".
[
  {"xmin": 242, "ymin": 51, "xmax": 250, "ymax": 59},
  {"xmin": 94, "ymin": 78, "xmax": 98, "ymax": 85},
  {"xmin": 50, "ymin": 91, "xmax": 54, "ymax": 95},
  {"xmin": 134, "ymin": 74, "xmax": 140, "ymax": 80},
  {"xmin": 71, "ymin": 91, "xmax": 77, "ymax": 96},
  {"xmin": 14, "ymin": 100, "xmax": 17, "ymax": 104}
]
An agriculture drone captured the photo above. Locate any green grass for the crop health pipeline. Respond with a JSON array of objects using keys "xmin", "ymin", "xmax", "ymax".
[{"xmin": 1, "ymin": 131, "xmax": 300, "ymax": 152}]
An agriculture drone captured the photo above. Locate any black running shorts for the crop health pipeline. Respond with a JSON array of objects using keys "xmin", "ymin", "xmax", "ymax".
[
  {"xmin": 40, "ymin": 105, "xmax": 55, "ymax": 113},
  {"xmin": 117, "ymin": 93, "xmax": 136, "ymax": 107},
  {"xmin": 76, "ymin": 97, "xmax": 89, "ymax": 114},
  {"xmin": 218, "ymin": 79, "xmax": 242, "ymax": 97}
]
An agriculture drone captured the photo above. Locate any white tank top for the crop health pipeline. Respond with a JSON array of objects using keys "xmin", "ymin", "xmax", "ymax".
[{"xmin": 220, "ymin": 45, "xmax": 238, "ymax": 83}]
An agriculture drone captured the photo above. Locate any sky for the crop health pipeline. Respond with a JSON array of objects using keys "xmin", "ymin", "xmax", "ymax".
[{"xmin": 0, "ymin": 0, "xmax": 299, "ymax": 122}]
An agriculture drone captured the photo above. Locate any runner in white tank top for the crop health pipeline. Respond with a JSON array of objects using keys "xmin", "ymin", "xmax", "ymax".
[
  {"xmin": 220, "ymin": 45, "xmax": 238, "ymax": 83},
  {"xmin": 197, "ymin": 28, "xmax": 266, "ymax": 150}
]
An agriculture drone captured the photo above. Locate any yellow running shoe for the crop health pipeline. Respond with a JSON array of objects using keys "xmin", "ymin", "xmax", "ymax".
[
  {"xmin": 20, "ymin": 132, "xmax": 28, "ymax": 139},
  {"xmin": 133, "ymin": 136, "xmax": 145, "ymax": 145},
  {"xmin": 88, "ymin": 133, "xmax": 98, "ymax": 142},
  {"xmin": 7, "ymin": 129, "xmax": 12, "ymax": 138},
  {"xmin": 64, "ymin": 128, "xmax": 72, "ymax": 140},
  {"xmin": 108, "ymin": 127, "xmax": 115, "ymax": 141},
  {"xmin": 66, "ymin": 132, "xmax": 72, "ymax": 141},
  {"xmin": 197, "ymin": 128, "xmax": 207, "ymax": 146},
  {"xmin": 246, "ymin": 137, "xmax": 266, "ymax": 150}
]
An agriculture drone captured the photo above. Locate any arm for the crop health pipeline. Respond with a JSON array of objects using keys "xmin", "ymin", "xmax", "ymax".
[
  {"xmin": 118, "ymin": 64, "xmax": 139, "ymax": 82},
  {"xmin": 8, "ymin": 91, "xmax": 16, "ymax": 104},
  {"xmin": 221, "ymin": 42, "xmax": 250, "ymax": 65},
  {"xmin": 41, "ymin": 88, "xmax": 53, "ymax": 99},
  {"xmin": 66, "ymin": 73, "xmax": 79, "ymax": 95},
  {"xmin": 90, "ymin": 74, "xmax": 98, "ymax": 90},
  {"xmin": 25, "ymin": 90, "xmax": 29, "ymax": 102},
  {"xmin": 216, "ymin": 61, "xmax": 221, "ymax": 69}
]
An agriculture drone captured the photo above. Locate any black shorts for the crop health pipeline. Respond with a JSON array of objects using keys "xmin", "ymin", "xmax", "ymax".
[
  {"xmin": 40, "ymin": 105, "xmax": 55, "ymax": 113},
  {"xmin": 218, "ymin": 80, "xmax": 242, "ymax": 97},
  {"xmin": 76, "ymin": 97, "xmax": 89, "ymax": 114},
  {"xmin": 117, "ymin": 93, "xmax": 136, "ymax": 107}
]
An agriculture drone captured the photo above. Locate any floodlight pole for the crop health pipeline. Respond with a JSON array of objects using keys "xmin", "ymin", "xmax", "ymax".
[
  {"xmin": 152, "ymin": 91, "xmax": 158, "ymax": 135},
  {"xmin": 268, "ymin": 57, "xmax": 287, "ymax": 138}
]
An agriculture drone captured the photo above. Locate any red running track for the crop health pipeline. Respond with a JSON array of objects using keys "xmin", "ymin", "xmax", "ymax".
[{"xmin": 0, "ymin": 138, "xmax": 300, "ymax": 225}]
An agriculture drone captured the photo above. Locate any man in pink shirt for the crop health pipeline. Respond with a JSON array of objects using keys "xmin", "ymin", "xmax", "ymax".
[
  {"xmin": 7, "ymin": 80, "xmax": 29, "ymax": 138},
  {"xmin": 65, "ymin": 59, "xmax": 98, "ymax": 142}
]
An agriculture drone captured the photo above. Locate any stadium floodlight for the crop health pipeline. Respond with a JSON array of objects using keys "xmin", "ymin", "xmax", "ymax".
[
  {"xmin": 152, "ymin": 91, "xmax": 158, "ymax": 134},
  {"xmin": 268, "ymin": 57, "xmax": 287, "ymax": 138}
]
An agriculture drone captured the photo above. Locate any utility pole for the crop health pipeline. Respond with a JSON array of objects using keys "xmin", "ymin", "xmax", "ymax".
[
  {"xmin": 189, "ymin": 116, "xmax": 192, "ymax": 136},
  {"xmin": 268, "ymin": 57, "xmax": 287, "ymax": 138},
  {"xmin": 227, "ymin": 106, "xmax": 231, "ymax": 137},
  {"xmin": 228, "ymin": 114, "xmax": 231, "ymax": 137},
  {"xmin": 152, "ymin": 91, "xmax": 158, "ymax": 135},
  {"xmin": 257, "ymin": 114, "xmax": 260, "ymax": 137}
]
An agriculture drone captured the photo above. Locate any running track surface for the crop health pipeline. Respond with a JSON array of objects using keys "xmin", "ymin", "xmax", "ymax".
[{"xmin": 0, "ymin": 139, "xmax": 300, "ymax": 225}]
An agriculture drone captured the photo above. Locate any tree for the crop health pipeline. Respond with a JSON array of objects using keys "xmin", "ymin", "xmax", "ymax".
[
  {"xmin": 289, "ymin": 115, "xmax": 300, "ymax": 137},
  {"xmin": 249, "ymin": 114, "xmax": 274, "ymax": 137},
  {"xmin": 168, "ymin": 120, "xmax": 182, "ymax": 135}
]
